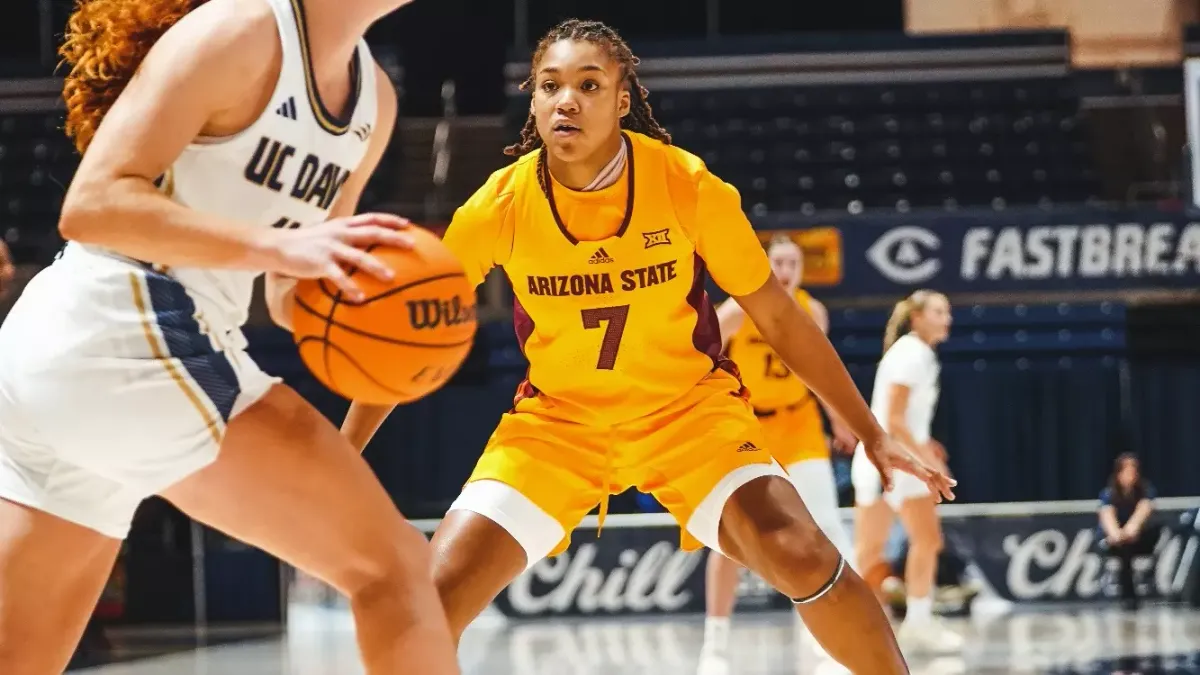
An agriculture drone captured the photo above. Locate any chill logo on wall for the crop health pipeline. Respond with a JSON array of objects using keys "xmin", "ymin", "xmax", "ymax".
[
  {"xmin": 495, "ymin": 531, "xmax": 797, "ymax": 618},
  {"xmin": 500, "ymin": 538, "xmax": 705, "ymax": 617},
  {"xmin": 1001, "ymin": 525, "xmax": 1194, "ymax": 601},
  {"xmin": 942, "ymin": 510, "xmax": 1200, "ymax": 604}
]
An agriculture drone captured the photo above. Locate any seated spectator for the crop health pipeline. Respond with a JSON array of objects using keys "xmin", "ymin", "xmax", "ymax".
[{"xmin": 1098, "ymin": 452, "xmax": 1157, "ymax": 610}]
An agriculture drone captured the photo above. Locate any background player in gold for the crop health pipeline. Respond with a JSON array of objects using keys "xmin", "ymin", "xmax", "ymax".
[
  {"xmin": 344, "ymin": 19, "xmax": 954, "ymax": 674},
  {"xmin": 697, "ymin": 234, "xmax": 857, "ymax": 675}
]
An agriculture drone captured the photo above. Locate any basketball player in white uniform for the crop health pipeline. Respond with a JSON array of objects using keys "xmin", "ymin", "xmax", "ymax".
[
  {"xmin": 0, "ymin": 0, "xmax": 458, "ymax": 672},
  {"xmin": 851, "ymin": 290, "xmax": 963, "ymax": 653}
]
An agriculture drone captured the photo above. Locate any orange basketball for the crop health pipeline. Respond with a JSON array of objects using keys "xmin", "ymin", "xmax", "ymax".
[{"xmin": 291, "ymin": 226, "xmax": 477, "ymax": 405}]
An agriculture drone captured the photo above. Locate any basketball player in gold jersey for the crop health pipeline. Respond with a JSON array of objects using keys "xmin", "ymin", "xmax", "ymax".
[
  {"xmin": 697, "ymin": 235, "xmax": 856, "ymax": 675},
  {"xmin": 343, "ymin": 19, "xmax": 954, "ymax": 674}
]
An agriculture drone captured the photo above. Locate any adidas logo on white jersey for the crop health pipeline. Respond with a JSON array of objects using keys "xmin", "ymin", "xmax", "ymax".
[
  {"xmin": 588, "ymin": 247, "xmax": 614, "ymax": 264},
  {"xmin": 275, "ymin": 96, "xmax": 297, "ymax": 120}
]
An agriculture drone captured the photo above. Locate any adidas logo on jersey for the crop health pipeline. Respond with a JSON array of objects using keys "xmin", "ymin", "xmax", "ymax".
[
  {"xmin": 736, "ymin": 441, "xmax": 760, "ymax": 453},
  {"xmin": 353, "ymin": 123, "xmax": 373, "ymax": 142},
  {"xmin": 275, "ymin": 97, "xmax": 297, "ymax": 120},
  {"xmin": 588, "ymin": 247, "xmax": 614, "ymax": 264}
]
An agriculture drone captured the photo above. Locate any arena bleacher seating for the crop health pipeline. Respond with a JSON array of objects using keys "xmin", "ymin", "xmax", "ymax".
[
  {"xmin": 832, "ymin": 301, "xmax": 1126, "ymax": 367},
  {"xmin": 650, "ymin": 79, "xmax": 1100, "ymax": 216}
]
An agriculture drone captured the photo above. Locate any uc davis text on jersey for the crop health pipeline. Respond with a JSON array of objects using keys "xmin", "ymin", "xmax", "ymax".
[{"xmin": 243, "ymin": 136, "xmax": 351, "ymax": 210}]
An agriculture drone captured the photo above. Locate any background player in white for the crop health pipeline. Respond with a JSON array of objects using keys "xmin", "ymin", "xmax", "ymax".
[
  {"xmin": 0, "ymin": 0, "xmax": 458, "ymax": 672},
  {"xmin": 851, "ymin": 289, "xmax": 962, "ymax": 653},
  {"xmin": 697, "ymin": 235, "xmax": 857, "ymax": 675}
]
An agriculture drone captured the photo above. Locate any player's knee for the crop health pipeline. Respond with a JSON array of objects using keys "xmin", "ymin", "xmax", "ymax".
[
  {"xmin": 334, "ymin": 523, "xmax": 433, "ymax": 602},
  {"xmin": 746, "ymin": 517, "xmax": 841, "ymax": 598}
]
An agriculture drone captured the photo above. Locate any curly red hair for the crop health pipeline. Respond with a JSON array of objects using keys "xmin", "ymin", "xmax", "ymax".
[{"xmin": 59, "ymin": 0, "xmax": 209, "ymax": 154}]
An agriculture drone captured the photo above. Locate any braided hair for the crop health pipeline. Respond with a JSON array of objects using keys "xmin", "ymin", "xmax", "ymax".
[{"xmin": 504, "ymin": 19, "xmax": 672, "ymax": 159}]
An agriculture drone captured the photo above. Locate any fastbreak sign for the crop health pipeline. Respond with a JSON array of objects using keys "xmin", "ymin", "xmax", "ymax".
[{"xmin": 762, "ymin": 210, "xmax": 1200, "ymax": 298}]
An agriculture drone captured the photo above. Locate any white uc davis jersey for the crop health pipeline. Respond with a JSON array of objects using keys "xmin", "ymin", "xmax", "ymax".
[
  {"xmin": 869, "ymin": 333, "xmax": 940, "ymax": 445},
  {"xmin": 0, "ymin": 0, "xmax": 379, "ymax": 541},
  {"xmin": 153, "ymin": 0, "xmax": 378, "ymax": 326}
]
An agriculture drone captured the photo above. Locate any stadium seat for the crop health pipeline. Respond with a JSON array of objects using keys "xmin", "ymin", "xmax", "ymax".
[
  {"xmin": 648, "ymin": 80, "xmax": 1099, "ymax": 214},
  {"xmin": 828, "ymin": 302, "xmax": 1126, "ymax": 363}
]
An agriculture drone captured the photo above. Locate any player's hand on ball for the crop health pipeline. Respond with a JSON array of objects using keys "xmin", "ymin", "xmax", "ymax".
[
  {"xmin": 865, "ymin": 434, "xmax": 956, "ymax": 502},
  {"xmin": 266, "ymin": 213, "xmax": 414, "ymax": 301}
]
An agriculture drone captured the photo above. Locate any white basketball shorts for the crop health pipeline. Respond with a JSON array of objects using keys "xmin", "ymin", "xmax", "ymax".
[
  {"xmin": 851, "ymin": 445, "xmax": 930, "ymax": 511},
  {"xmin": 0, "ymin": 246, "xmax": 278, "ymax": 538},
  {"xmin": 786, "ymin": 457, "xmax": 852, "ymax": 561}
]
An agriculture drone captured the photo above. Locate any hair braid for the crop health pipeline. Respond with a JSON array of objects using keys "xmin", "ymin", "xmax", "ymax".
[
  {"xmin": 622, "ymin": 71, "xmax": 671, "ymax": 144},
  {"xmin": 506, "ymin": 18, "xmax": 672, "ymax": 158},
  {"xmin": 503, "ymin": 96, "xmax": 541, "ymax": 157}
]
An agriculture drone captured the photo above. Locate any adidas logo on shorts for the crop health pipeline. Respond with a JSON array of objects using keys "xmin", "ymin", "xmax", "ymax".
[{"xmin": 588, "ymin": 247, "xmax": 614, "ymax": 264}]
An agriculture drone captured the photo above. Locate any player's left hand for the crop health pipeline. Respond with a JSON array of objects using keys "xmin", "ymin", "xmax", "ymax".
[
  {"xmin": 864, "ymin": 434, "xmax": 956, "ymax": 503},
  {"xmin": 927, "ymin": 439, "xmax": 948, "ymax": 463}
]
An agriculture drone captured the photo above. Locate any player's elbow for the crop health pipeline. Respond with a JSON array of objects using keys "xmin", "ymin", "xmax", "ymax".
[
  {"xmin": 58, "ymin": 183, "xmax": 105, "ymax": 243},
  {"xmin": 58, "ymin": 174, "xmax": 140, "ymax": 244}
]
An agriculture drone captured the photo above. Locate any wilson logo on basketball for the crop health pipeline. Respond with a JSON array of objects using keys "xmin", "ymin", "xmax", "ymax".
[{"xmin": 406, "ymin": 296, "xmax": 476, "ymax": 330}]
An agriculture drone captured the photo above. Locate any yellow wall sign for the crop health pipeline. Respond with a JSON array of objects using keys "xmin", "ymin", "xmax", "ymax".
[{"xmin": 756, "ymin": 228, "xmax": 843, "ymax": 286}]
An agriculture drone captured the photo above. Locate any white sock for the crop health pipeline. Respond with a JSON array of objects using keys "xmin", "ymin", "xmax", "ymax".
[
  {"xmin": 703, "ymin": 616, "xmax": 731, "ymax": 651},
  {"xmin": 905, "ymin": 595, "xmax": 933, "ymax": 623}
]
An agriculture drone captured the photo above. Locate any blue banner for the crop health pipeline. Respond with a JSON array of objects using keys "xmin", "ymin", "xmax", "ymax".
[
  {"xmin": 758, "ymin": 209, "xmax": 1200, "ymax": 298},
  {"xmin": 488, "ymin": 506, "xmax": 1200, "ymax": 618},
  {"xmin": 941, "ymin": 509, "xmax": 1196, "ymax": 604}
]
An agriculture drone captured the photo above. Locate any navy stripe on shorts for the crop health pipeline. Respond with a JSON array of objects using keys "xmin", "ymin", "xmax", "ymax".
[{"xmin": 142, "ymin": 270, "xmax": 241, "ymax": 422}]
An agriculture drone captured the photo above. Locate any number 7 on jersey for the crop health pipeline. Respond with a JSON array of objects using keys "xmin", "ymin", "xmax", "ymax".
[{"xmin": 581, "ymin": 305, "xmax": 630, "ymax": 370}]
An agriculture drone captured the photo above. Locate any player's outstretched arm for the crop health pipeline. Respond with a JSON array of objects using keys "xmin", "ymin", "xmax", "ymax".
[
  {"xmin": 341, "ymin": 402, "xmax": 398, "ymax": 454},
  {"xmin": 806, "ymin": 297, "xmax": 857, "ymax": 452},
  {"xmin": 690, "ymin": 168, "xmax": 879, "ymax": 449},
  {"xmin": 691, "ymin": 166, "xmax": 953, "ymax": 499},
  {"xmin": 735, "ymin": 278, "xmax": 881, "ymax": 448},
  {"xmin": 734, "ymin": 278, "xmax": 954, "ymax": 501}
]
